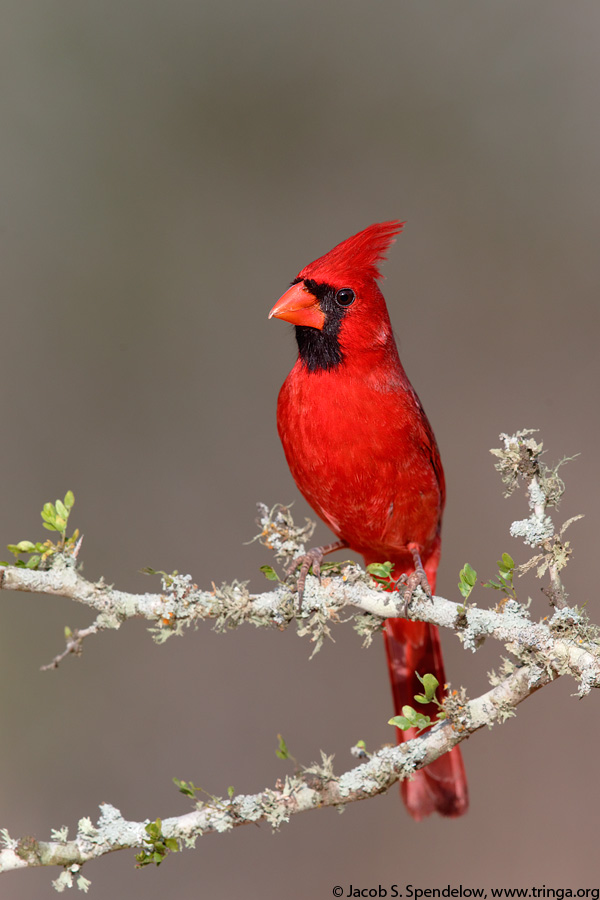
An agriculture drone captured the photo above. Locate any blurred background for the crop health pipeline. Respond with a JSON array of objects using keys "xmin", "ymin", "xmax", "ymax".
[{"xmin": 1, "ymin": 1, "xmax": 599, "ymax": 896}]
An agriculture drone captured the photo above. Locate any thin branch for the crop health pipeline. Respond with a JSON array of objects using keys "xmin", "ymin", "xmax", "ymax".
[
  {"xmin": 0, "ymin": 661, "xmax": 552, "ymax": 878},
  {"xmin": 40, "ymin": 624, "xmax": 100, "ymax": 671},
  {"xmin": 1, "ymin": 557, "xmax": 598, "ymax": 693}
]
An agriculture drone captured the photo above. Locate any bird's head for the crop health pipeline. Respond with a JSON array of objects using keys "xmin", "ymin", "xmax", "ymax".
[{"xmin": 269, "ymin": 221, "xmax": 404, "ymax": 372}]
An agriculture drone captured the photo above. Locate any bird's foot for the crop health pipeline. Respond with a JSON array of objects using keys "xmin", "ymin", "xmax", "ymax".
[
  {"xmin": 397, "ymin": 543, "xmax": 433, "ymax": 616},
  {"xmin": 286, "ymin": 540, "xmax": 347, "ymax": 608}
]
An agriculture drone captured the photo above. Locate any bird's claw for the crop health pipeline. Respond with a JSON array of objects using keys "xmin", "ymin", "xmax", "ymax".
[
  {"xmin": 286, "ymin": 540, "xmax": 348, "ymax": 611},
  {"xmin": 287, "ymin": 547, "xmax": 325, "ymax": 609},
  {"xmin": 398, "ymin": 546, "xmax": 432, "ymax": 617}
]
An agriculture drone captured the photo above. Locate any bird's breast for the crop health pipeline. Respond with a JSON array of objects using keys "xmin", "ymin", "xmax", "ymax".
[{"xmin": 276, "ymin": 362, "xmax": 443, "ymax": 561}]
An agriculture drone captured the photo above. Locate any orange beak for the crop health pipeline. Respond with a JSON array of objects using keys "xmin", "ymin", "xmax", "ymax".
[{"xmin": 268, "ymin": 282, "xmax": 325, "ymax": 330}]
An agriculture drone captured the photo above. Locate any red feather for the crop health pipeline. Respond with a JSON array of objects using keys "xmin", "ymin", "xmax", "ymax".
[
  {"xmin": 271, "ymin": 221, "xmax": 468, "ymax": 819},
  {"xmin": 300, "ymin": 220, "xmax": 405, "ymax": 283}
]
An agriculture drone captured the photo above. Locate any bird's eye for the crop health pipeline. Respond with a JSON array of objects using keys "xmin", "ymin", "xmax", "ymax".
[{"xmin": 335, "ymin": 288, "xmax": 355, "ymax": 307}]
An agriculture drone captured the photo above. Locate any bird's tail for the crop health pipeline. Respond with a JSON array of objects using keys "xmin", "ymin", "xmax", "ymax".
[
  {"xmin": 383, "ymin": 616, "xmax": 468, "ymax": 819},
  {"xmin": 369, "ymin": 543, "xmax": 468, "ymax": 820}
]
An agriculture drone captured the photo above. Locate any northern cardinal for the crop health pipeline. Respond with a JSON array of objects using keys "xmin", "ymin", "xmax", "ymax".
[{"xmin": 269, "ymin": 221, "xmax": 468, "ymax": 819}]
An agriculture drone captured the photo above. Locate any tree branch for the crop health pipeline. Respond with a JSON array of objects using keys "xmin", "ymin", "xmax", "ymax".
[
  {"xmin": 0, "ymin": 660, "xmax": 552, "ymax": 881},
  {"xmin": 1, "ymin": 558, "xmax": 599, "ymax": 692}
]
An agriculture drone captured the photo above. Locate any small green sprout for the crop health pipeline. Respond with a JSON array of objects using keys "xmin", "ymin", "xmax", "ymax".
[
  {"xmin": 172, "ymin": 777, "xmax": 201, "ymax": 799},
  {"xmin": 389, "ymin": 672, "xmax": 445, "ymax": 732},
  {"xmin": 413, "ymin": 672, "xmax": 440, "ymax": 705},
  {"xmin": 483, "ymin": 552, "xmax": 517, "ymax": 600},
  {"xmin": 275, "ymin": 734, "xmax": 290, "ymax": 760},
  {"xmin": 274, "ymin": 733, "xmax": 300, "ymax": 769},
  {"xmin": 140, "ymin": 567, "xmax": 178, "ymax": 587},
  {"xmin": 134, "ymin": 819, "xmax": 178, "ymax": 868},
  {"xmin": 2, "ymin": 492, "xmax": 78, "ymax": 570}
]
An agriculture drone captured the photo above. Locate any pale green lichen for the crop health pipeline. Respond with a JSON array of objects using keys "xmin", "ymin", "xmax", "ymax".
[
  {"xmin": 253, "ymin": 502, "xmax": 315, "ymax": 563},
  {"xmin": 458, "ymin": 624, "xmax": 489, "ymax": 652},
  {"xmin": 493, "ymin": 702, "xmax": 517, "ymax": 725},
  {"xmin": 260, "ymin": 789, "xmax": 292, "ymax": 829},
  {"xmin": 76, "ymin": 873, "xmax": 91, "ymax": 893},
  {"xmin": 303, "ymin": 751, "xmax": 336, "ymax": 782},
  {"xmin": 490, "ymin": 430, "xmax": 543, "ymax": 496},
  {"xmin": 577, "ymin": 666, "xmax": 597, "ymax": 698},
  {"xmin": 548, "ymin": 606, "xmax": 582, "ymax": 631},
  {"xmin": 502, "ymin": 599, "xmax": 531, "ymax": 619},
  {"xmin": 92, "ymin": 804, "xmax": 145, "ymax": 847},
  {"xmin": 76, "ymin": 818, "xmax": 98, "ymax": 839},
  {"xmin": 50, "ymin": 827, "xmax": 69, "ymax": 842},
  {"xmin": 352, "ymin": 612, "xmax": 384, "ymax": 647},
  {"xmin": 235, "ymin": 794, "xmax": 269, "ymax": 823},
  {"xmin": 94, "ymin": 611, "xmax": 122, "ymax": 631},
  {"xmin": 52, "ymin": 870, "xmax": 73, "ymax": 892},
  {"xmin": 510, "ymin": 515, "xmax": 554, "ymax": 547},
  {"xmin": 296, "ymin": 602, "xmax": 337, "ymax": 657},
  {"xmin": 206, "ymin": 809, "xmax": 234, "ymax": 834},
  {"xmin": 526, "ymin": 664, "xmax": 545, "ymax": 689},
  {"xmin": 0, "ymin": 828, "xmax": 17, "ymax": 850}
]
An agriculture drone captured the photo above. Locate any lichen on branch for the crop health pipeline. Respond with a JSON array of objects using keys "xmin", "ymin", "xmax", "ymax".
[{"xmin": 0, "ymin": 431, "xmax": 597, "ymax": 889}]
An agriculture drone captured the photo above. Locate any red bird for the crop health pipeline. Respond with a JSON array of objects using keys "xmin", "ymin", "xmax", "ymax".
[{"xmin": 269, "ymin": 221, "xmax": 468, "ymax": 820}]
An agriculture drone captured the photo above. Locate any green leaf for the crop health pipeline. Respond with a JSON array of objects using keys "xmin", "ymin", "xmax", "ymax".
[
  {"xmin": 64, "ymin": 491, "xmax": 75, "ymax": 510},
  {"xmin": 173, "ymin": 777, "xmax": 197, "ymax": 798},
  {"xmin": 146, "ymin": 818, "xmax": 160, "ymax": 835},
  {"xmin": 275, "ymin": 734, "xmax": 289, "ymax": 760},
  {"xmin": 55, "ymin": 499, "xmax": 68, "ymax": 520},
  {"xmin": 388, "ymin": 715, "xmax": 413, "ymax": 730},
  {"xmin": 42, "ymin": 522, "xmax": 59, "ymax": 532},
  {"xmin": 41, "ymin": 503, "xmax": 57, "ymax": 526},
  {"xmin": 259, "ymin": 565, "xmax": 280, "ymax": 582},
  {"xmin": 165, "ymin": 838, "xmax": 178, "ymax": 853},
  {"xmin": 15, "ymin": 540, "xmax": 36, "ymax": 553},
  {"xmin": 25, "ymin": 555, "xmax": 40, "ymax": 569},
  {"xmin": 366, "ymin": 561, "xmax": 394, "ymax": 579},
  {"xmin": 227, "ymin": 785, "xmax": 234, "ymax": 799},
  {"xmin": 389, "ymin": 704, "xmax": 431, "ymax": 731},
  {"xmin": 416, "ymin": 672, "xmax": 439, "ymax": 701},
  {"xmin": 458, "ymin": 563, "xmax": 477, "ymax": 599},
  {"xmin": 483, "ymin": 578, "xmax": 501, "ymax": 590}
]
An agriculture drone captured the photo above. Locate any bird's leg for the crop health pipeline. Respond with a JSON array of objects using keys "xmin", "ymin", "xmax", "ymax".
[
  {"xmin": 287, "ymin": 540, "xmax": 348, "ymax": 607},
  {"xmin": 398, "ymin": 542, "xmax": 432, "ymax": 616}
]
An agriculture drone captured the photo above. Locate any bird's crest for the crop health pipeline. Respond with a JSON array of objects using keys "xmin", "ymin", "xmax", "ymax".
[{"xmin": 300, "ymin": 220, "xmax": 405, "ymax": 283}]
